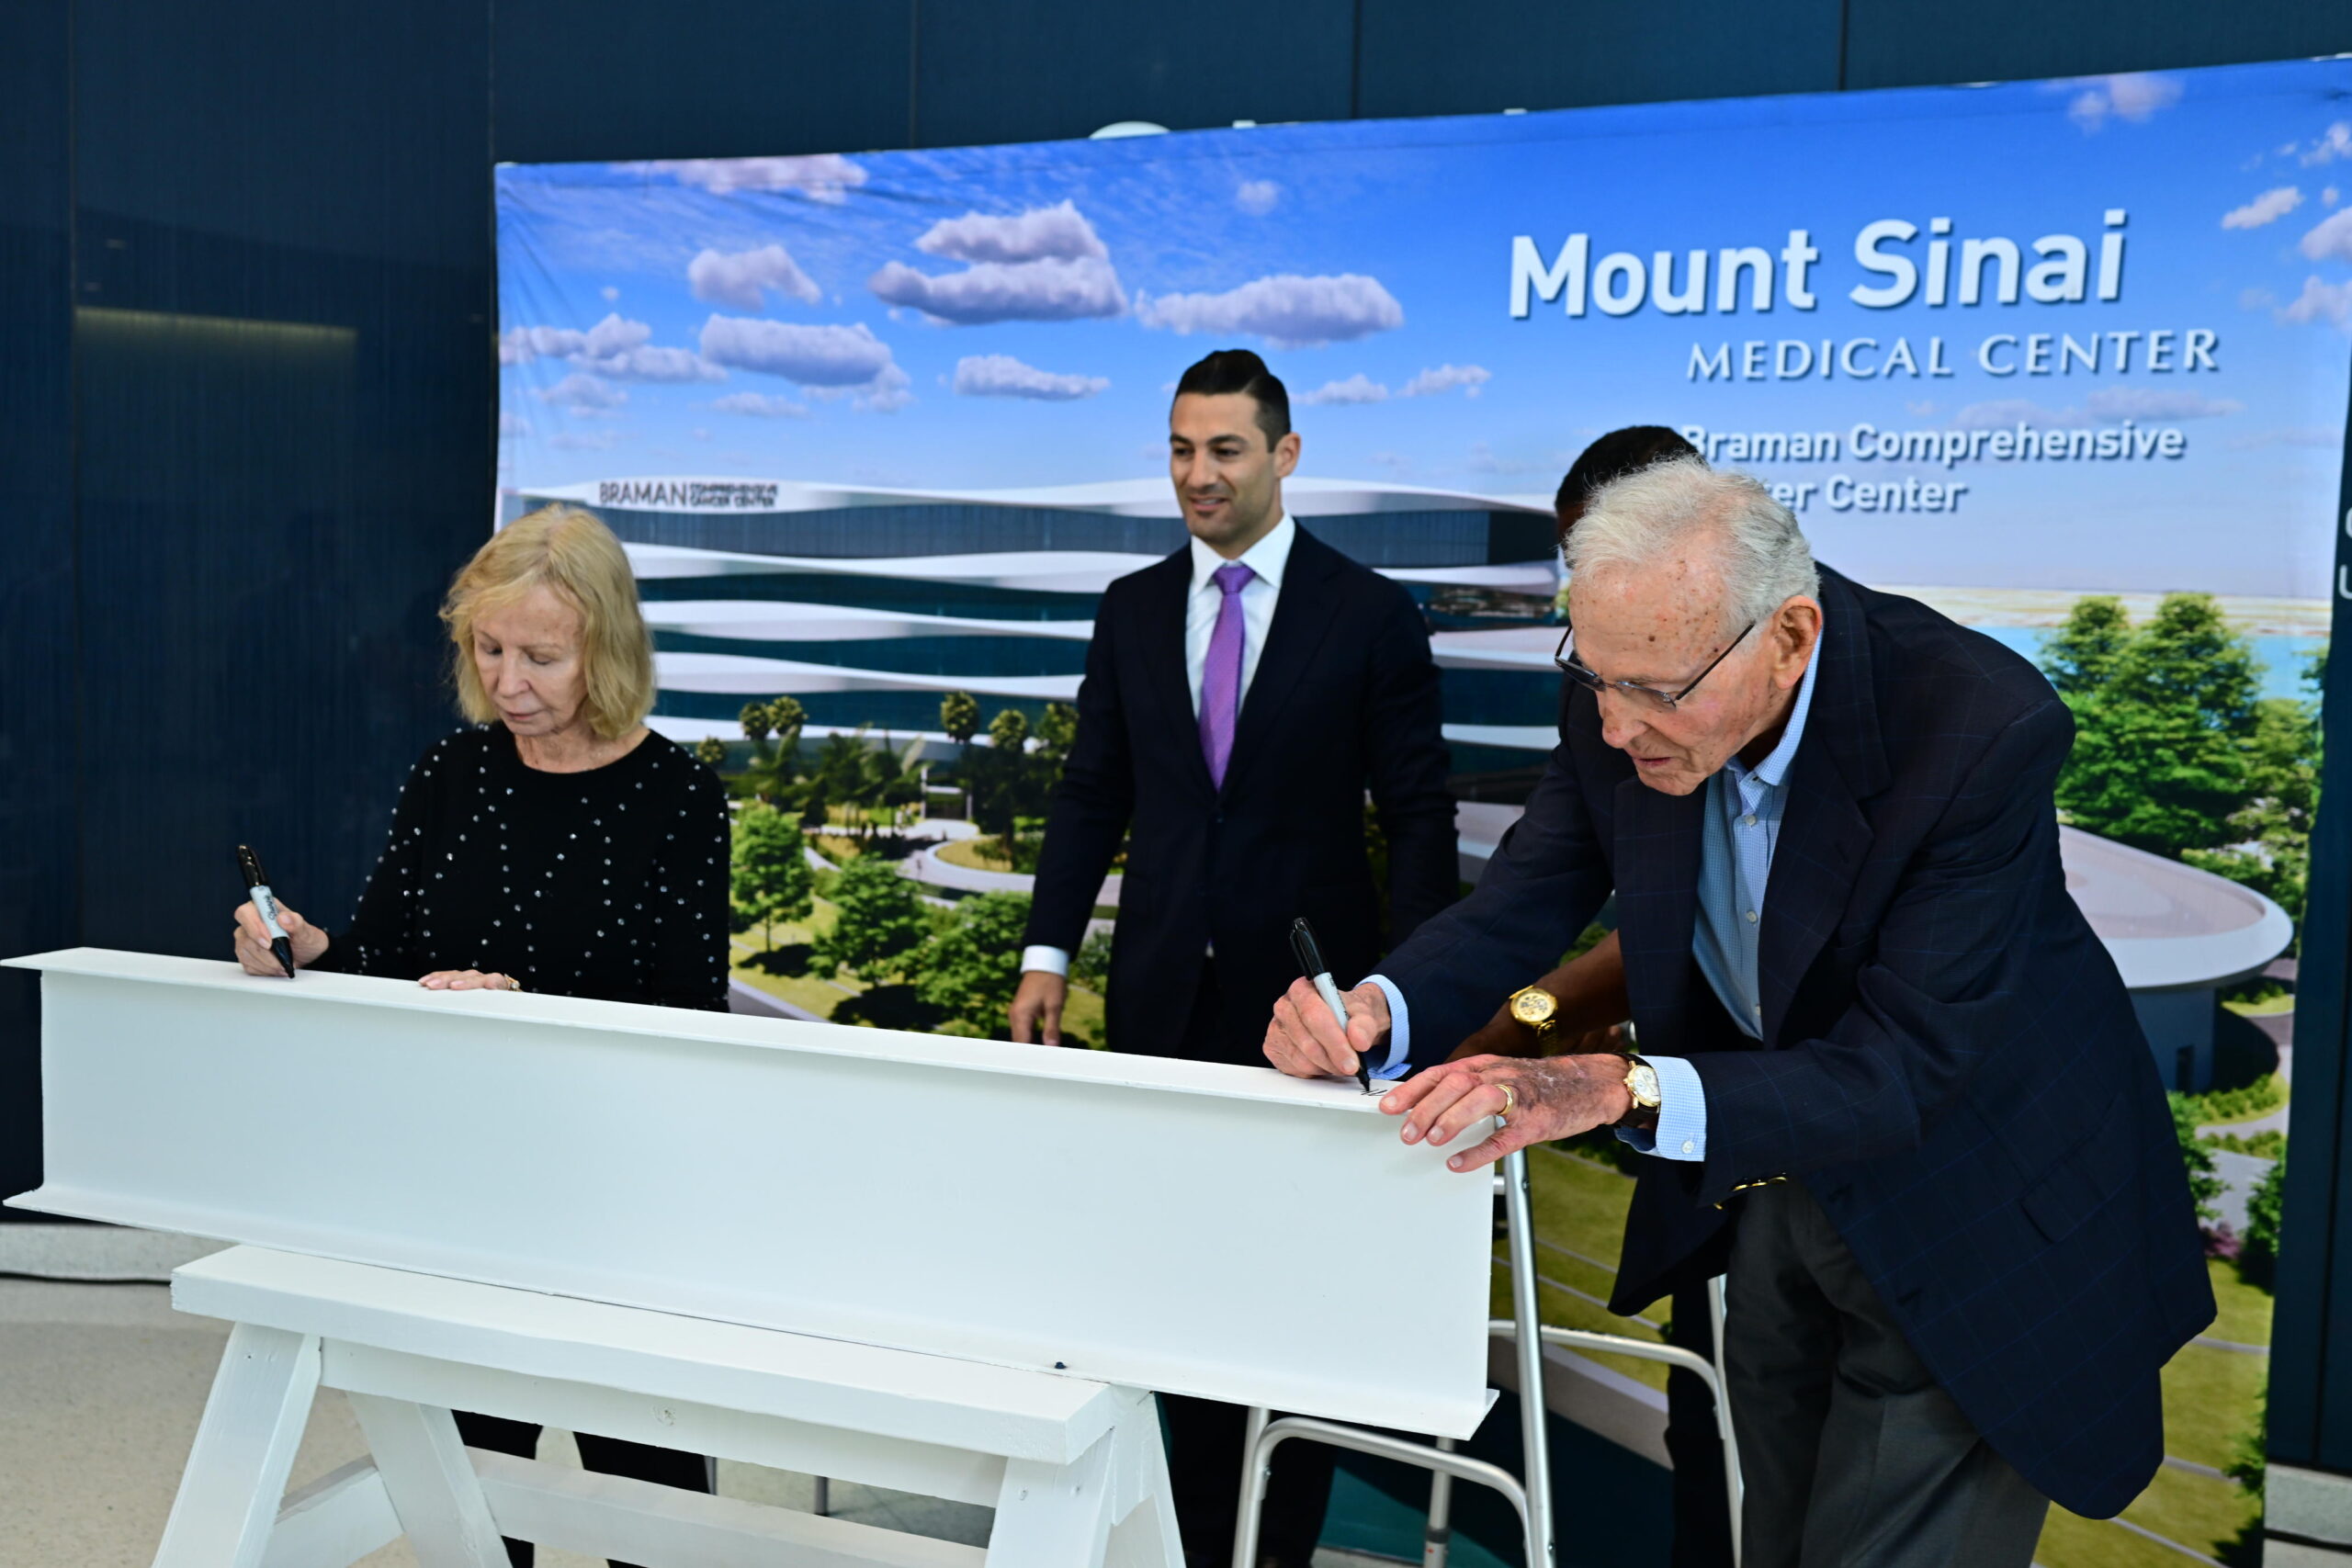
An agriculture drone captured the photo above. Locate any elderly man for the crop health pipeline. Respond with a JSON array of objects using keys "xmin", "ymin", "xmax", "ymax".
[{"xmin": 1264, "ymin": 459, "xmax": 2211, "ymax": 1567}]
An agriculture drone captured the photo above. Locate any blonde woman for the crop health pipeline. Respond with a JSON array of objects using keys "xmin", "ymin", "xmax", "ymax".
[{"xmin": 229, "ymin": 504, "xmax": 729, "ymax": 1564}]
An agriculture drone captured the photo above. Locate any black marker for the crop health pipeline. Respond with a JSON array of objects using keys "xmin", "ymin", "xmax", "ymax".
[
  {"xmin": 237, "ymin": 845, "xmax": 297, "ymax": 978},
  {"xmin": 1290, "ymin": 917, "xmax": 1372, "ymax": 1094}
]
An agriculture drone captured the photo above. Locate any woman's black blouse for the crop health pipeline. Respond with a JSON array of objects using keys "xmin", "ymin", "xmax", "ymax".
[{"xmin": 309, "ymin": 726, "xmax": 732, "ymax": 1010}]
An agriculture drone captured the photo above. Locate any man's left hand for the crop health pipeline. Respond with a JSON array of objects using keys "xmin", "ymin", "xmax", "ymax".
[{"xmin": 1382, "ymin": 1053, "xmax": 1634, "ymax": 1172}]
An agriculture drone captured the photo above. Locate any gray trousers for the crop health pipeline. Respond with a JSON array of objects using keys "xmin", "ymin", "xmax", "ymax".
[{"xmin": 1724, "ymin": 1183, "xmax": 2050, "ymax": 1568}]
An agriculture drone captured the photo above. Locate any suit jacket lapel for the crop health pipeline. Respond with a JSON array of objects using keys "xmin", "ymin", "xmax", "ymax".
[
  {"xmin": 1614, "ymin": 773, "xmax": 1708, "ymax": 1053},
  {"xmin": 1136, "ymin": 550, "xmax": 1216, "ymax": 801},
  {"xmin": 1757, "ymin": 569, "xmax": 1887, "ymax": 1043},
  {"xmin": 1220, "ymin": 528, "xmax": 1343, "ymax": 797}
]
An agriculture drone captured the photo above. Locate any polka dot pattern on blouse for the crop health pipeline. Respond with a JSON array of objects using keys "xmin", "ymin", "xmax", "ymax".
[{"xmin": 306, "ymin": 726, "xmax": 732, "ymax": 1011}]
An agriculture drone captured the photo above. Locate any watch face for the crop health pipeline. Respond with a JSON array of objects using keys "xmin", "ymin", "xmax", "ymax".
[
  {"xmin": 1626, "ymin": 1061, "xmax": 1661, "ymax": 1104},
  {"xmin": 1510, "ymin": 988, "xmax": 1555, "ymax": 1026}
]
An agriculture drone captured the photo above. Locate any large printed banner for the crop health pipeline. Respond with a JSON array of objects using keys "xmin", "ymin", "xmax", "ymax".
[
  {"xmin": 498, "ymin": 61, "xmax": 2352, "ymax": 766},
  {"xmin": 495, "ymin": 65, "xmax": 2346, "ymax": 1562}
]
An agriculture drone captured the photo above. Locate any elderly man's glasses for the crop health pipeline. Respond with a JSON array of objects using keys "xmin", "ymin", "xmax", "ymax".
[{"xmin": 1553, "ymin": 619, "xmax": 1758, "ymax": 713}]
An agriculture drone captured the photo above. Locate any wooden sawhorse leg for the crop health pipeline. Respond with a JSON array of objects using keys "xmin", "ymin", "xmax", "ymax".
[{"xmin": 151, "ymin": 1325, "xmax": 322, "ymax": 1568}]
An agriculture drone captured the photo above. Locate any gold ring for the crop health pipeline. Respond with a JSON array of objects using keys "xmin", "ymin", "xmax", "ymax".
[{"xmin": 1497, "ymin": 1082, "xmax": 1516, "ymax": 1122}]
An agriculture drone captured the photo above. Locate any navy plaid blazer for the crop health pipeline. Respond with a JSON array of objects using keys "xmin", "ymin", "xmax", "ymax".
[{"xmin": 1381, "ymin": 568, "xmax": 2212, "ymax": 1517}]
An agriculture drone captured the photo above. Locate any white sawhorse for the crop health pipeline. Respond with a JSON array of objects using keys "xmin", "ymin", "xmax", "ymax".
[{"xmin": 153, "ymin": 1247, "xmax": 1180, "ymax": 1568}]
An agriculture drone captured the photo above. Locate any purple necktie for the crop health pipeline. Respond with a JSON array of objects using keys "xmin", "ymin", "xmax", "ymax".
[{"xmin": 1198, "ymin": 561, "xmax": 1256, "ymax": 788}]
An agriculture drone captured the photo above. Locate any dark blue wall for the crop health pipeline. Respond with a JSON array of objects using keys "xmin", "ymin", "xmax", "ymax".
[{"xmin": 8, "ymin": 6, "xmax": 2352, "ymax": 1477}]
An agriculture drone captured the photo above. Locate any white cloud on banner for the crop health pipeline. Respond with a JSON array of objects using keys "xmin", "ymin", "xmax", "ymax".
[
  {"xmin": 916, "ymin": 201, "xmax": 1108, "ymax": 264},
  {"xmin": 503, "ymin": 312, "xmax": 720, "ymax": 381},
  {"xmin": 1136, "ymin": 273, "xmax": 1404, "ymax": 348},
  {"xmin": 2298, "ymin": 208, "xmax": 2352, "ymax": 264},
  {"xmin": 1400, "ymin": 363, "xmax": 1492, "ymax": 399},
  {"xmin": 1236, "ymin": 180, "xmax": 1282, "ymax": 216},
  {"xmin": 1950, "ymin": 399, "xmax": 2093, "ymax": 430},
  {"xmin": 869, "ymin": 254, "xmax": 1127, "ymax": 324},
  {"xmin": 1300, "ymin": 374, "xmax": 1389, "ymax": 405},
  {"xmin": 2064, "ymin": 73, "xmax": 2182, "ymax": 133},
  {"xmin": 537, "ymin": 372, "xmax": 626, "ymax": 411},
  {"xmin": 699, "ymin": 315, "xmax": 899, "ymax": 386},
  {"xmin": 710, "ymin": 391, "xmax": 811, "ymax": 418},
  {"xmin": 2302, "ymin": 123, "xmax": 2352, "ymax": 166},
  {"xmin": 2222, "ymin": 186, "xmax": 2302, "ymax": 229},
  {"xmin": 498, "ymin": 411, "xmax": 530, "ymax": 436},
  {"xmin": 1950, "ymin": 388, "xmax": 2242, "ymax": 428},
  {"xmin": 2228, "ymin": 426, "xmax": 2340, "ymax": 450},
  {"xmin": 2083, "ymin": 387, "xmax": 2243, "ymax": 421},
  {"xmin": 952, "ymin": 354, "xmax": 1109, "ymax": 400},
  {"xmin": 615, "ymin": 153, "xmax": 868, "ymax": 201},
  {"xmin": 598, "ymin": 345, "xmax": 725, "ymax": 382},
  {"xmin": 689, "ymin": 244, "xmax": 822, "ymax": 310},
  {"xmin": 548, "ymin": 430, "xmax": 627, "ymax": 451},
  {"xmin": 2278, "ymin": 276, "xmax": 2352, "ymax": 329}
]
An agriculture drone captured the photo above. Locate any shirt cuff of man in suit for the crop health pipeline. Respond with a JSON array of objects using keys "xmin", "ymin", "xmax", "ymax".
[
  {"xmin": 1612, "ymin": 1054, "xmax": 1707, "ymax": 1161},
  {"xmin": 1360, "ymin": 976, "xmax": 1415, "ymax": 1080},
  {"xmin": 1019, "ymin": 945, "xmax": 1070, "ymax": 977}
]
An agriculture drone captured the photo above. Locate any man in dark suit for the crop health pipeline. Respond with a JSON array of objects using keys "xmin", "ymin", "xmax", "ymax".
[
  {"xmin": 1449, "ymin": 423, "xmax": 1737, "ymax": 1568},
  {"xmin": 1263, "ymin": 457, "xmax": 2212, "ymax": 1566},
  {"xmin": 1011, "ymin": 347, "xmax": 1458, "ymax": 1568}
]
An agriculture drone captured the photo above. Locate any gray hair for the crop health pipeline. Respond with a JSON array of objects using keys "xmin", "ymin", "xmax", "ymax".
[{"xmin": 1563, "ymin": 457, "xmax": 1819, "ymax": 628}]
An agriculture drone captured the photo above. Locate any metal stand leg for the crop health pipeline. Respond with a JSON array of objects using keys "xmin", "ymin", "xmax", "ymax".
[
  {"xmin": 1232, "ymin": 1406, "xmax": 1272, "ymax": 1568},
  {"xmin": 813, "ymin": 1475, "xmax": 831, "ymax": 1517},
  {"xmin": 1498, "ymin": 1151, "xmax": 1555, "ymax": 1568},
  {"xmin": 1423, "ymin": 1437, "xmax": 1456, "ymax": 1568},
  {"xmin": 1231, "ymin": 1151, "xmax": 1555, "ymax": 1568},
  {"xmin": 1711, "ymin": 1274, "xmax": 1742, "ymax": 1567}
]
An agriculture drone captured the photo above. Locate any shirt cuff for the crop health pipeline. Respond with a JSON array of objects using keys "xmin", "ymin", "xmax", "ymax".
[
  {"xmin": 1362, "ymin": 975, "xmax": 1413, "ymax": 1080},
  {"xmin": 1019, "ymin": 945, "xmax": 1070, "ymax": 977},
  {"xmin": 1611, "ymin": 1054, "xmax": 1707, "ymax": 1160}
]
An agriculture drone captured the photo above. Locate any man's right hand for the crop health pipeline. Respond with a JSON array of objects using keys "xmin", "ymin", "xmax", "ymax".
[
  {"xmin": 1009, "ymin": 970, "xmax": 1069, "ymax": 1046},
  {"xmin": 1263, "ymin": 977, "xmax": 1392, "ymax": 1079}
]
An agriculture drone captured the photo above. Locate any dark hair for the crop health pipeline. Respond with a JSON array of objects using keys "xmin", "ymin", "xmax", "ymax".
[
  {"xmin": 1554, "ymin": 426, "xmax": 1701, "ymax": 541},
  {"xmin": 1173, "ymin": 349, "xmax": 1291, "ymax": 449}
]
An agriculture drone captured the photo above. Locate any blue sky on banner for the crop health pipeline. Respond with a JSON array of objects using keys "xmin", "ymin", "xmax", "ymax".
[{"xmin": 497, "ymin": 59, "xmax": 2352, "ymax": 598}]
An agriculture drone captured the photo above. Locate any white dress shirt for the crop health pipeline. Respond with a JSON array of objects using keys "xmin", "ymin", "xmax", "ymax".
[{"xmin": 1022, "ymin": 513, "xmax": 1295, "ymax": 978}]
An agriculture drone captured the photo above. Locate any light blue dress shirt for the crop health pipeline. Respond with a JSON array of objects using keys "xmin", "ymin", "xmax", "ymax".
[{"xmin": 1367, "ymin": 634, "xmax": 1824, "ymax": 1157}]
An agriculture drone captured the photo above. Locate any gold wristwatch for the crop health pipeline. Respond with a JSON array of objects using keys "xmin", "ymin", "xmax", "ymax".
[
  {"xmin": 1507, "ymin": 984, "xmax": 1559, "ymax": 1036},
  {"xmin": 1622, "ymin": 1054, "xmax": 1663, "ymax": 1116}
]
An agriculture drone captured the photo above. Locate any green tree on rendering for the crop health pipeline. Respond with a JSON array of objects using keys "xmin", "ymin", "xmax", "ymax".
[
  {"xmin": 734, "ymin": 697, "xmax": 807, "ymax": 802},
  {"xmin": 859, "ymin": 735, "xmax": 929, "ymax": 840},
  {"xmin": 942, "ymin": 690, "xmax": 982, "ymax": 818},
  {"xmin": 2046, "ymin": 593, "xmax": 2260, "ymax": 858},
  {"xmin": 971, "ymin": 708, "xmax": 1046, "ymax": 856},
  {"xmin": 741, "ymin": 700, "xmax": 776, "ymax": 755},
  {"xmin": 2169, "ymin": 1091, "xmax": 2225, "ymax": 1225},
  {"xmin": 693, "ymin": 736, "xmax": 728, "ymax": 770},
  {"xmin": 2038, "ymin": 594, "xmax": 2132, "ymax": 697},
  {"xmin": 729, "ymin": 801, "xmax": 813, "ymax": 950},
  {"xmin": 1035, "ymin": 700, "xmax": 1080, "ymax": 764},
  {"xmin": 2185, "ymin": 646, "xmax": 2324, "ymax": 920},
  {"xmin": 2044, "ymin": 595, "xmax": 2325, "ymax": 927},
  {"xmin": 2240, "ymin": 1152, "xmax": 2288, "ymax": 1290},
  {"xmin": 917, "ymin": 892, "xmax": 1034, "ymax": 1033},
  {"xmin": 810, "ymin": 853, "xmax": 929, "ymax": 982}
]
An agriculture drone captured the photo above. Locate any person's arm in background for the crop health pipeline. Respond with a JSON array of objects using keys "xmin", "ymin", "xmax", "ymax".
[
  {"xmin": 644, "ymin": 756, "xmax": 735, "ymax": 1011},
  {"xmin": 1276, "ymin": 731, "xmax": 1618, "ymax": 1081},
  {"xmin": 1448, "ymin": 929, "xmax": 1629, "ymax": 1061},
  {"xmin": 1362, "ymin": 583, "xmax": 1458, "ymax": 949},
  {"xmin": 246, "ymin": 738, "xmax": 447, "ymax": 978},
  {"xmin": 1012, "ymin": 604, "xmax": 1136, "ymax": 1045}
]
